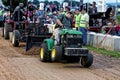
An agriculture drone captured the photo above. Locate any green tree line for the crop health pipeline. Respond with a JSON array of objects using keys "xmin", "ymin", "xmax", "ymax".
[
  {"xmin": 2, "ymin": 0, "xmax": 80, "ymax": 7},
  {"xmin": 2, "ymin": 0, "xmax": 27, "ymax": 6}
]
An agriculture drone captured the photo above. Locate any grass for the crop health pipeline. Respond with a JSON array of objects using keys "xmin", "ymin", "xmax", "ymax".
[{"xmin": 84, "ymin": 46, "xmax": 120, "ymax": 58}]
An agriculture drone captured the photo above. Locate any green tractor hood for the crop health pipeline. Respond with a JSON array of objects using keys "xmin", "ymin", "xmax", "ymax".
[{"xmin": 60, "ymin": 29, "xmax": 82, "ymax": 35}]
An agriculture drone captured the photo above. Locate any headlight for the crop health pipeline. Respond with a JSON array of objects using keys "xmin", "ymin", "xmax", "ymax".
[
  {"xmin": 67, "ymin": 35, "xmax": 82, "ymax": 38},
  {"xmin": 76, "ymin": 35, "xmax": 82, "ymax": 38},
  {"xmin": 66, "ymin": 35, "xmax": 73, "ymax": 38}
]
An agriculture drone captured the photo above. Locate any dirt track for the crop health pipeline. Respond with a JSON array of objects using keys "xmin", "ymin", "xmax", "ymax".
[{"xmin": 0, "ymin": 28, "xmax": 120, "ymax": 80}]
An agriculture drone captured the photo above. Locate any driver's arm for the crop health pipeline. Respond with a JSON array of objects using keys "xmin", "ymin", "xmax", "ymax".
[
  {"xmin": 13, "ymin": 6, "xmax": 19, "ymax": 15},
  {"xmin": 56, "ymin": 19, "xmax": 63, "ymax": 27},
  {"xmin": 56, "ymin": 14, "xmax": 64, "ymax": 27}
]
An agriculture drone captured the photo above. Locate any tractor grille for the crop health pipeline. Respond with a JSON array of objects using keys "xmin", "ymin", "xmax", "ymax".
[
  {"xmin": 66, "ymin": 37, "xmax": 82, "ymax": 46},
  {"xmin": 65, "ymin": 48, "xmax": 88, "ymax": 56}
]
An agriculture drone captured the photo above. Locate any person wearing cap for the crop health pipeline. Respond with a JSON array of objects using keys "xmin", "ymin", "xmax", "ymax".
[
  {"xmin": 13, "ymin": 3, "xmax": 26, "ymax": 21},
  {"xmin": 79, "ymin": 8, "xmax": 89, "ymax": 45},
  {"xmin": 74, "ymin": 9, "xmax": 80, "ymax": 30},
  {"xmin": 54, "ymin": 12, "xmax": 72, "ymax": 45}
]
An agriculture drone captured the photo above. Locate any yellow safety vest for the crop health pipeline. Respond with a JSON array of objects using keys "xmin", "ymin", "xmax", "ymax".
[
  {"xmin": 80, "ymin": 14, "xmax": 86, "ymax": 27},
  {"xmin": 75, "ymin": 14, "xmax": 80, "ymax": 28}
]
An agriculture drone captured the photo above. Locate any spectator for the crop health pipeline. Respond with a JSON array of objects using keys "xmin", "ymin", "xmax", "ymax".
[
  {"xmin": 65, "ymin": 6, "xmax": 70, "ymax": 14},
  {"xmin": 108, "ymin": 22, "xmax": 116, "ymax": 35},
  {"xmin": 59, "ymin": 7, "xmax": 65, "ymax": 15},
  {"xmin": 79, "ymin": 8, "xmax": 89, "ymax": 45},
  {"xmin": 13, "ymin": 3, "xmax": 26, "ymax": 21},
  {"xmin": 92, "ymin": 1, "xmax": 97, "ymax": 13},
  {"xmin": 74, "ymin": 9, "xmax": 80, "ymax": 30},
  {"xmin": 46, "ymin": 4, "xmax": 50, "ymax": 12},
  {"xmin": 89, "ymin": 1, "xmax": 97, "ymax": 14},
  {"xmin": 101, "ymin": 26, "xmax": 106, "ymax": 34},
  {"xmin": 98, "ymin": 21, "xmax": 103, "ymax": 29},
  {"xmin": 101, "ymin": 22, "xmax": 116, "ymax": 35},
  {"xmin": 52, "ymin": 5, "xmax": 58, "ymax": 12},
  {"xmin": 52, "ymin": 11, "xmax": 58, "ymax": 23},
  {"xmin": 3, "ymin": 10, "xmax": 10, "ymax": 21},
  {"xmin": 36, "ymin": 9, "xmax": 42, "ymax": 17},
  {"xmin": 115, "ymin": 20, "xmax": 120, "ymax": 36}
]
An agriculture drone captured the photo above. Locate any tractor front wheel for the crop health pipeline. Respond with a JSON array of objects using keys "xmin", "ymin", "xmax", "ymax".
[
  {"xmin": 51, "ymin": 46, "xmax": 63, "ymax": 62},
  {"xmin": 81, "ymin": 53, "xmax": 93, "ymax": 68},
  {"xmin": 40, "ymin": 43, "xmax": 50, "ymax": 62}
]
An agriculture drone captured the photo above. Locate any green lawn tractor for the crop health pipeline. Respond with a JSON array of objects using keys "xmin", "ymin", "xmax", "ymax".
[{"xmin": 40, "ymin": 29, "xmax": 93, "ymax": 68}]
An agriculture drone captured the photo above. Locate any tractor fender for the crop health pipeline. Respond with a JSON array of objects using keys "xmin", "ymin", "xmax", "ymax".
[{"xmin": 44, "ymin": 38, "xmax": 54, "ymax": 51}]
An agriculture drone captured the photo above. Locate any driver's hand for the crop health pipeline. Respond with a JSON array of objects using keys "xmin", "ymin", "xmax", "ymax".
[{"xmin": 60, "ymin": 24, "xmax": 63, "ymax": 28}]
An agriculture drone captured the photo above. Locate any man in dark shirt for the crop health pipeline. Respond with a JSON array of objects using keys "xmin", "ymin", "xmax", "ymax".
[
  {"xmin": 92, "ymin": 1, "xmax": 97, "ymax": 14},
  {"xmin": 54, "ymin": 12, "xmax": 72, "ymax": 45},
  {"xmin": 13, "ymin": 3, "xmax": 26, "ymax": 21}
]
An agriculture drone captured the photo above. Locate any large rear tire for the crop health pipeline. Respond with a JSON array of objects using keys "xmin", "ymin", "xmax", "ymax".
[
  {"xmin": 81, "ymin": 53, "xmax": 93, "ymax": 68},
  {"xmin": 51, "ymin": 46, "xmax": 63, "ymax": 62},
  {"xmin": 40, "ymin": 43, "xmax": 50, "ymax": 62},
  {"xmin": 12, "ymin": 30, "xmax": 20, "ymax": 47},
  {"xmin": 4, "ymin": 23, "xmax": 12, "ymax": 39}
]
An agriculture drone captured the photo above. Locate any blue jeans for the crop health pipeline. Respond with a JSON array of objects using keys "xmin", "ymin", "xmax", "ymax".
[
  {"xmin": 117, "ymin": 29, "xmax": 120, "ymax": 36},
  {"xmin": 78, "ymin": 27, "xmax": 87, "ymax": 45}
]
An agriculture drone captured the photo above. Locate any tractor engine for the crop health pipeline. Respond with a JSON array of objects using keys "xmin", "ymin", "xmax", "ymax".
[{"xmin": 60, "ymin": 34, "xmax": 83, "ymax": 48}]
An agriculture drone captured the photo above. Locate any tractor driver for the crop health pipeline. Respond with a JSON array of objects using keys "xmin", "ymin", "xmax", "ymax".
[
  {"xmin": 12, "ymin": 3, "xmax": 26, "ymax": 21},
  {"xmin": 54, "ymin": 12, "xmax": 73, "ymax": 45}
]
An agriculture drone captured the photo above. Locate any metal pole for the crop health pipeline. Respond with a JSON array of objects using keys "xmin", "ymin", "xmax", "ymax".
[
  {"xmin": 10, "ymin": 0, "xmax": 12, "ymax": 13},
  {"xmin": 71, "ymin": 0, "xmax": 72, "ymax": 7},
  {"xmin": 115, "ymin": 0, "xmax": 118, "ymax": 19},
  {"xmin": 80, "ymin": 0, "xmax": 83, "ymax": 10},
  {"xmin": 80, "ymin": 0, "xmax": 83, "ymax": 4},
  {"xmin": 26, "ymin": 0, "xmax": 28, "ymax": 20}
]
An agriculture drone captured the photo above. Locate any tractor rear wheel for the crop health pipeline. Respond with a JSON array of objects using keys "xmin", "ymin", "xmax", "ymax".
[
  {"xmin": 81, "ymin": 53, "xmax": 93, "ymax": 68},
  {"xmin": 4, "ymin": 23, "xmax": 12, "ymax": 39},
  {"xmin": 12, "ymin": 30, "xmax": 20, "ymax": 47},
  {"xmin": 40, "ymin": 43, "xmax": 50, "ymax": 62},
  {"xmin": 51, "ymin": 46, "xmax": 63, "ymax": 62}
]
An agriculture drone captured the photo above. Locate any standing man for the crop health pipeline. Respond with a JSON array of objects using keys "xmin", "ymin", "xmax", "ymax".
[
  {"xmin": 79, "ymin": 8, "xmax": 89, "ymax": 45},
  {"xmin": 74, "ymin": 9, "xmax": 80, "ymax": 30},
  {"xmin": 92, "ymin": 1, "xmax": 97, "ymax": 14},
  {"xmin": 54, "ymin": 12, "xmax": 72, "ymax": 45},
  {"xmin": 13, "ymin": 3, "xmax": 26, "ymax": 21}
]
